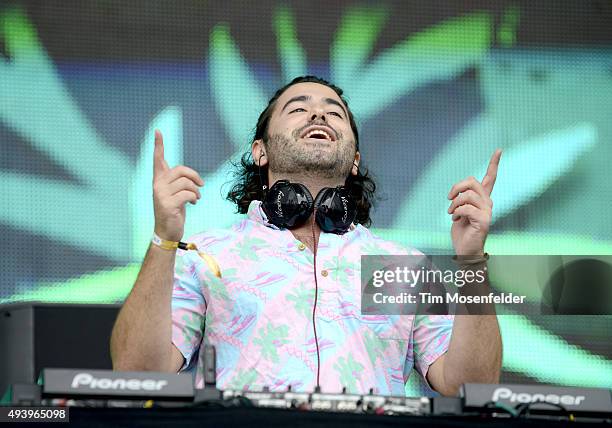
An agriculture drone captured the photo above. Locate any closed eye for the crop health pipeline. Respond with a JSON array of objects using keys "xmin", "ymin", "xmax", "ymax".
[
  {"xmin": 289, "ymin": 108, "xmax": 306, "ymax": 113},
  {"xmin": 328, "ymin": 111, "xmax": 343, "ymax": 118}
]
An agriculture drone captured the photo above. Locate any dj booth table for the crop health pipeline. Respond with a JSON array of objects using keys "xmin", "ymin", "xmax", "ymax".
[
  {"xmin": 21, "ymin": 406, "xmax": 600, "ymax": 427},
  {"xmin": 4, "ymin": 367, "xmax": 610, "ymax": 426}
]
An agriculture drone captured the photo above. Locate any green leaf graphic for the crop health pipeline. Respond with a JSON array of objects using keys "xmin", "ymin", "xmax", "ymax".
[
  {"xmin": 333, "ymin": 11, "xmax": 492, "ymax": 119},
  {"xmin": 393, "ymin": 122, "xmax": 597, "ymax": 232},
  {"xmin": 0, "ymin": 7, "xmax": 131, "ymax": 260},
  {"xmin": 274, "ymin": 6, "xmax": 307, "ymax": 81},
  {"xmin": 332, "ymin": 6, "xmax": 388, "ymax": 85},
  {"xmin": 209, "ymin": 24, "xmax": 267, "ymax": 150}
]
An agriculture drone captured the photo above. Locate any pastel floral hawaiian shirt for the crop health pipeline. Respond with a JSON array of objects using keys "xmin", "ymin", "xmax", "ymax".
[{"xmin": 172, "ymin": 201, "xmax": 453, "ymax": 395}]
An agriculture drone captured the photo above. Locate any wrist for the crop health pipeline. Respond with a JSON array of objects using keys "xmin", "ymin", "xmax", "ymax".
[
  {"xmin": 452, "ymin": 252, "xmax": 489, "ymax": 266},
  {"xmin": 453, "ymin": 247, "xmax": 485, "ymax": 257},
  {"xmin": 150, "ymin": 232, "xmax": 223, "ymax": 279},
  {"xmin": 154, "ymin": 227, "xmax": 182, "ymax": 243},
  {"xmin": 151, "ymin": 232, "xmax": 182, "ymax": 251}
]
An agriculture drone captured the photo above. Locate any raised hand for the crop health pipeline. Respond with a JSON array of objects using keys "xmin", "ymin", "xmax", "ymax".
[
  {"xmin": 447, "ymin": 149, "xmax": 502, "ymax": 256},
  {"xmin": 152, "ymin": 130, "xmax": 204, "ymax": 242}
]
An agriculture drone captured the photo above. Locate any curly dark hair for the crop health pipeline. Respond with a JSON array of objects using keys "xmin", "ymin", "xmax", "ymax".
[{"xmin": 226, "ymin": 76, "xmax": 377, "ymax": 227}]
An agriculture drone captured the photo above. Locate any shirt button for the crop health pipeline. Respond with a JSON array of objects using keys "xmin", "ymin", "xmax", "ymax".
[
  {"xmin": 321, "ymin": 270, "xmax": 329, "ymax": 277},
  {"xmin": 298, "ymin": 243, "xmax": 306, "ymax": 251}
]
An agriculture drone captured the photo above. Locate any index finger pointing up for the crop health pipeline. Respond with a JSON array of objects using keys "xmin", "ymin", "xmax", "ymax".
[
  {"xmin": 153, "ymin": 129, "xmax": 169, "ymax": 178},
  {"xmin": 482, "ymin": 148, "xmax": 502, "ymax": 195}
]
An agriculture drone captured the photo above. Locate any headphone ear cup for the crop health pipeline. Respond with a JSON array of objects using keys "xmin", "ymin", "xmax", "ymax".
[
  {"xmin": 314, "ymin": 186, "xmax": 357, "ymax": 234},
  {"xmin": 261, "ymin": 180, "xmax": 313, "ymax": 228}
]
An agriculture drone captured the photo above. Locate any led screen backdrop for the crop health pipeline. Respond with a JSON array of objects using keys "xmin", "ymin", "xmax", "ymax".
[{"xmin": 0, "ymin": 0, "xmax": 611, "ymax": 394}]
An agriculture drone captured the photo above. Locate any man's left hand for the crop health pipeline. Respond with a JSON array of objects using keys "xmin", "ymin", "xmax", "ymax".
[{"xmin": 447, "ymin": 149, "xmax": 502, "ymax": 256}]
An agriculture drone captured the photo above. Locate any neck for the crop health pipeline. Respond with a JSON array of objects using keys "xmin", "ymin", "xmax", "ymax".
[
  {"xmin": 267, "ymin": 171, "xmax": 342, "ymax": 253},
  {"xmin": 268, "ymin": 171, "xmax": 343, "ymax": 198},
  {"xmin": 290, "ymin": 216, "xmax": 321, "ymax": 254}
]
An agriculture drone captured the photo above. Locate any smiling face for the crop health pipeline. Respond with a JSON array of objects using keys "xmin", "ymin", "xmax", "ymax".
[{"xmin": 258, "ymin": 82, "xmax": 359, "ymax": 180}]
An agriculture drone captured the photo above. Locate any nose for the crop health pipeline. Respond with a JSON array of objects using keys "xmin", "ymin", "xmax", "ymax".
[{"xmin": 310, "ymin": 110, "xmax": 326, "ymax": 122}]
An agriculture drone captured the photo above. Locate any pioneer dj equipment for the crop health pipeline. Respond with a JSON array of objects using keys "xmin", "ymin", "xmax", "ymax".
[
  {"xmin": 219, "ymin": 389, "xmax": 431, "ymax": 415},
  {"xmin": 5, "ymin": 371, "xmax": 612, "ymax": 423},
  {"xmin": 41, "ymin": 369, "xmax": 194, "ymax": 401},
  {"xmin": 461, "ymin": 383, "xmax": 612, "ymax": 417}
]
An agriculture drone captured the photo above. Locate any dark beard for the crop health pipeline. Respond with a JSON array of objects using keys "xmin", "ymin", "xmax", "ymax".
[{"xmin": 264, "ymin": 129, "xmax": 355, "ymax": 179}]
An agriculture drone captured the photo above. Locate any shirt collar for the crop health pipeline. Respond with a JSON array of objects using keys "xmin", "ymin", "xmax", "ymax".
[
  {"xmin": 247, "ymin": 200, "xmax": 357, "ymax": 233},
  {"xmin": 247, "ymin": 200, "xmax": 280, "ymax": 230}
]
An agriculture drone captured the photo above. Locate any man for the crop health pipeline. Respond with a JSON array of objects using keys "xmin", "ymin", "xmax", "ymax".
[{"xmin": 111, "ymin": 76, "xmax": 502, "ymax": 396}]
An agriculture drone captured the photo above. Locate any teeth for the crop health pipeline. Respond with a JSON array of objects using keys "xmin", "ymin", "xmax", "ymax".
[{"xmin": 304, "ymin": 129, "xmax": 332, "ymax": 140}]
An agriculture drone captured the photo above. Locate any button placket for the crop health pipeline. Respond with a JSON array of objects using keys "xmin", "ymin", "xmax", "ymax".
[{"xmin": 314, "ymin": 235, "xmax": 343, "ymax": 316}]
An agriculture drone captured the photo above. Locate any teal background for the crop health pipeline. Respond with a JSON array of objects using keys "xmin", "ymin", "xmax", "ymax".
[{"xmin": 0, "ymin": 1, "xmax": 610, "ymax": 393}]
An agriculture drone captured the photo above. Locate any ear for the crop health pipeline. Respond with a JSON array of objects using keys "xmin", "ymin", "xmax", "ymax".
[
  {"xmin": 351, "ymin": 151, "xmax": 361, "ymax": 176},
  {"xmin": 252, "ymin": 139, "xmax": 268, "ymax": 167}
]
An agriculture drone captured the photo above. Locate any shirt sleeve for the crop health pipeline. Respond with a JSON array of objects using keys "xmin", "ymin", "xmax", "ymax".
[
  {"xmin": 171, "ymin": 249, "xmax": 207, "ymax": 371},
  {"xmin": 412, "ymin": 314, "xmax": 454, "ymax": 388}
]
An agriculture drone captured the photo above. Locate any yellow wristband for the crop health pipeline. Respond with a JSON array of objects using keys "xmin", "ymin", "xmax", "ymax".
[
  {"xmin": 151, "ymin": 233, "xmax": 181, "ymax": 250},
  {"xmin": 151, "ymin": 233, "xmax": 222, "ymax": 278}
]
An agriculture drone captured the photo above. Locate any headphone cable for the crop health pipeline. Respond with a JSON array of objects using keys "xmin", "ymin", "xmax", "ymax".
[
  {"xmin": 311, "ymin": 210, "xmax": 321, "ymax": 391},
  {"xmin": 260, "ymin": 152, "xmax": 321, "ymax": 390},
  {"xmin": 256, "ymin": 152, "xmax": 267, "ymax": 197}
]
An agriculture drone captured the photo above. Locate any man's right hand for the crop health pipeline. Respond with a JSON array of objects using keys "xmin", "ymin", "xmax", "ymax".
[{"xmin": 153, "ymin": 130, "xmax": 204, "ymax": 242}]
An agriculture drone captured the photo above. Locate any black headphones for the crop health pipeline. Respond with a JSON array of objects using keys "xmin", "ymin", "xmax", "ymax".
[{"xmin": 261, "ymin": 180, "xmax": 357, "ymax": 234}]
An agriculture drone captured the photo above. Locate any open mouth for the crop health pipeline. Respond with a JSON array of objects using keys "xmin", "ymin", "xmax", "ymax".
[{"xmin": 300, "ymin": 126, "xmax": 336, "ymax": 142}]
